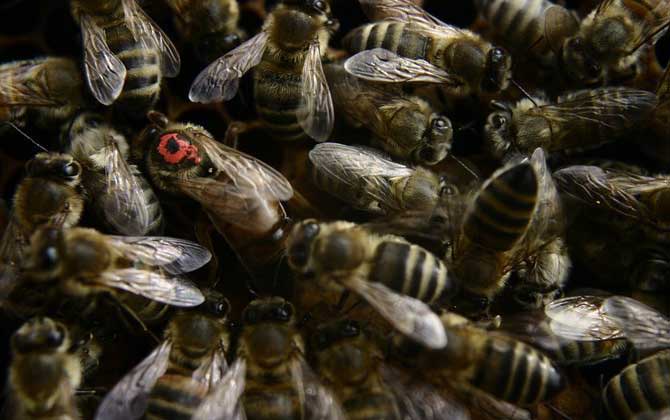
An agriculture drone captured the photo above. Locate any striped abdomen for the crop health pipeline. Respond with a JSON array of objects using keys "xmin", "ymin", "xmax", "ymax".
[
  {"xmin": 551, "ymin": 338, "xmax": 628, "ymax": 366},
  {"xmin": 603, "ymin": 350, "xmax": 670, "ymax": 420},
  {"xmin": 371, "ymin": 241, "xmax": 455, "ymax": 304},
  {"xmin": 467, "ymin": 333, "xmax": 564, "ymax": 406},
  {"xmin": 253, "ymin": 50, "xmax": 306, "ymax": 141},
  {"xmin": 104, "ymin": 20, "xmax": 161, "ymax": 114},
  {"xmin": 243, "ymin": 371, "xmax": 302, "ymax": 420},
  {"xmin": 342, "ymin": 392, "xmax": 399, "ymax": 420},
  {"xmin": 131, "ymin": 165, "xmax": 164, "ymax": 234},
  {"xmin": 343, "ymin": 21, "xmax": 435, "ymax": 61},
  {"xmin": 464, "ymin": 162, "xmax": 538, "ymax": 252}
]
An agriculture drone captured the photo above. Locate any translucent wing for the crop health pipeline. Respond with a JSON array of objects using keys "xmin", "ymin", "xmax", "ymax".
[
  {"xmin": 530, "ymin": 88, "xmax": 657, "ymax": 130},
  {"xmin": 121, "ymin": 0, "xmax": 181, "ymax": 76},
  {"xmin": 297, "ymin": 41, "xmax": 333, "ymax": 142},
  {"xmin": 309, "ymin": 143, "xmax": 413, "ymax": 212},
  {"xmin": 381, "ymin": 366, "xmax": 471, "ymax": 420},
  {"xmin": 544, "ymin": 296, "xmax": 624, "ymax": 341},
  {"xmin": 554, "ymin": 165, "xmax": 646, "ymax": 219},
  {"xmin": 603, "ymin": 295, "xmax": 670, "ymax": 351},
  {"xmin": 358, "ymin": 0, "xmax": 457, "ymax": 34},
  {"xmin": 192, "ymin": 358, "xmax": 247, "ymax": 420},
  {"xmin": 97, "ymin": 268, "xmax": 204, "ymax": 307},
  {"xmin": 543, "ymin": 5, "xmax": 579, "ymax": 53},
  {"xmin": 658, "ymin": 66, "xmax": 670, "ymax": 103},
  {"xmin": 94, "ymin": 340, "xmax": 171, "ymax": 420},
  {"xmin": 192, "ymin": 340, "xmax": 229, "ymax": 388},
  {"xmin": 345, "ymin": 277, "xmax": 447, "ymax": 349},
  {"xmin": 0, "ymin": 214, "xmax": 26, "ymax": 298},
  {"xmin": 189, "ymin": 31, "xmax": 268, "ymax": 102},
  {"xmin": 0, "ymin": 59, "xmax": 62, "ymax": 106},
  {"xmin": 344, "ymin": 49, "xmax": 460, "ymax": 85},
  {"xmin": 107, "ymin": 236, "xmax": 212, "ymax": 274},
  {"xmin": 291, "ymin": 358, "xmax": 346, "ymax": 420},
  {"xmin": 102, "ymin": 139, "xmax": 151, "ymax": 236},
  {"xmin": 79, "ymin": 13, "xmax": 126, "ymax": 105}
]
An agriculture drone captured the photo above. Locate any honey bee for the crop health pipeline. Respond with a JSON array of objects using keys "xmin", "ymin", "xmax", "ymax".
[
  {"xmin": 6, "ymin": 317, "xmax": 82, "ymax": 420},
  {"xmin": 310, "ymin": 319, "xmax": 470, "ymax": 420},
  {"xmin": 309, "ymin": 143, "xmax": 454, "ymax": 216},
  {"xmin": 62, "ymin": 112, "xmax": 163, "ymax": 236},
  {"xmin": 70, "ymin": 0, "xmax": 181, "ymax": 112},
  {"xmin": 165, "ymin": 0, "xmax": 243, "ymax": 63},
  {"xmin": 324, "ymin": 64, "xmax": 453, "ymax": 165},
  {"xmin": 136, "ymin": 111, "xmax": 293, "ymax": 279},
  {"xmin": 0, "ymin": 57, "xmax": 86, "ymax": 130},
  {"xmin": 544, "ymin": 0, "xmax": 670, "ymax": 85},
  {"xmin": 286, "ymin": 219, "xmax": 454, "ymax": 349},
  {"xmin": 94, "ymin": 290, "xmax": 244, "ymax": 420},
  {"xmin": 448, "ymin": 149, "xmax": 569, "ymax": 309},
  {"xmin": 0, "ymin": 153, "xmax": 84, "ymax": 291},
  {"xmin": 189, "ymin": 0, "xmax": 339, "ymax": 142},
  {"xmin": 194, "ymin": 297, "xmax": 345, "ymax": 420},
  {"xmin": 20, "ymin": 226, "xmax": 208, "ymax": 321},
  {"xmin": 484, "ymin": 87, "xmax": 657, "ymax": 159},
  {"xmin": 393, "ymin": 311, "xmax": 565, "ymax": 409},
  {"xmin": 342, "ymin": 0, "xmax": 512, "ymax": 96}
]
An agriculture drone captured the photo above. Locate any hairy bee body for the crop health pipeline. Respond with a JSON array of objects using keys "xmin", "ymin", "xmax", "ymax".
[{"xmin": 603, "ymin": 349, "xmax": 670, "ymax": 419}]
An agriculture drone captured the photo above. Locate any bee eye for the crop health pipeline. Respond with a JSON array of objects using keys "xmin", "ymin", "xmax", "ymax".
[
  {"xmin": 40, "ymin": 246, "xmax": 59, "ymax": 269},
  {"xmin": 62, "ymin": 161, "xmax": 80, "ymax": 177},
  {"xmin": 212, "ymin": 300, "xmax": 229, "ymax": 316},
  {"xmin": 303, "ymin": 222, "xmax": 320, "ymax": 239},
  {"xmin": 147, "ymin": 126, "xmax": 160, "ymax": 139},
  {"xmin": 273, "ymin": 304, "xmax": 292, "ymax": 321},
  {"xmin": 490, "ymin": 47, "xmax": 505, "ymax": 64},
  {"xmin": 312, "ymin": 0, "xmax": 326, "ymax": 12},
  {"xmin": 85, "ymin": 116, "xmax": 102, "ymax": 128},
  {"xmin": 432, "ymin": 117, "xmax": 450, "ymax": 131},
  {"xmin": 342, "ymin": 321, "xmax": 359, "ymax": 337},
  {"xmin": 491, "ymin": 114, "xmax": 507, "ymax": 130},
  {"xmin": 46, "ymin": 327, "xmax": 64, "ymax": 347}
]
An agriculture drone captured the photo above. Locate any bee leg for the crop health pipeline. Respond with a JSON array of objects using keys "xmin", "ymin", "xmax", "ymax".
[
  {"xmin": 195, "ymin": 210, "xmax": 220, "ymax": 288},
  {"xmin": 223, "ymin": 120, "xmax": 264, "ymax": 149},
  {"xmin": 334, "ymin": 290, "xmax": 351, "ymax": 313},
  {"xmin": 113, "ymin": 298, "xmax": 160, "ymax": 344},
  {"xmin": 75, "ymin": 387, "xmax": 107, "ymax": 396}
]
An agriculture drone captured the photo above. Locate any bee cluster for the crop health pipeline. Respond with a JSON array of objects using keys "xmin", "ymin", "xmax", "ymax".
[{"xmin": 0, "ymin": 0, "xmax": 669, "ymax": 419}]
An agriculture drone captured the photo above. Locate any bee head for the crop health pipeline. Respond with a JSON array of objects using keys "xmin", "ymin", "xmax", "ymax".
[
  {"xmin": 26, "ymin": 153, "xmax": 82, "ymax": 186},
  {"xmin": 415, "ymin": 115, "xmax": 452, "ymax": 165},
  {"xmin": 272, "ymin": 0, "xmax": 334, "ymax": 49},
  {"xmin": 23, "ymin": 227, "xmax": 65, "ymax": 279},
  {"xmin": 482, "ymin": 47, "xmax": 512, "ymax": 93},
  {"xmin": 484, "ymin": 102, "xmax": 513, "ymax": 159},
  {"xmin": 311, "ymin": 319, "xmax": 361, "ymax": 352},
  {"xmin": 287, "ymin": 219, "xmax": 321, "ymax": 272},
  {"xmin": 561, "ymin": 36, "xmax": 603, "ymax": 85},
  {"xmin": 199, "ymin": 288, "xmax": 231, "ymax": 319},
  {"xmin": 12, "ymin": 317, "xmax": 69, "ymax": 354},
  {"xmin": 243, "ymin": 298, "xmax": 296, "ymax": 366}
]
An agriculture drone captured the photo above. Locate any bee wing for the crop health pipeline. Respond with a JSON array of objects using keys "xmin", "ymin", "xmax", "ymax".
[
  {"xmin": 499, "ymin": 312, "xmax": 567, "ymax": 354},
  {"xmin": 554, "ymin": 165, "xmax": 647, "ymax": 220},
  {"xmin": 309, "ymin": 143, "xmax": 413, "ymax": 212},
  {"xmin": 543, "ymin": 5, "xmax": 579, "ymax": 53},
  {"xmin": 345, "ymin": 277, "xmax": 447, "ymax": 349},
  {"xmin": 461, "ymin": 387, "xmax": 531, "ymax": 420},
  {"xmin": 192, "ymin": 340, "xmax": 229, "ymax": 387},
  {"xmin": 603, "ymin": 296, "xmax": 670, "ymax": 351},
  {"xmin": 189, "ymin": 31, "xmax": 268, "ymax": 103},
  {"xmin": 544, "ymin": 296, "xmax": 625, "ymax": 341},
  {"xmin": 344, "ymin": 49, "xmax": 460, "ymax": 86},
  {"xmin": 121, "ymin": 0, "xmax": 181, "ymax": 76},
  {"xmin": 658, "ymin": 66, "xmax": 670, "ymax": 103},
  {"xmin": 0, "ymin": 59, "xmax": 62, "ymax": 106},
  {"xmin": 291, "ymin": 357, "xmax": 346, "ymax": 420},
  {"xmin": 192, "ymin": 358, "xmax": 247, "ymax": 420},
  {"xmin": 107, "ymin": 236, "xmax": 212, "ymax": 274},
  {"xmin": 95, "ymin": 340, "xmax": 172, "ymax": 420},
  {"xmin": 0, "ymin": 214, "xmax": 25, "ymax": 298},
  {"xmin": 79, "ymin": 13, "xmax": 126, "ymax": 105},
  {"xmin": 358, "ymin": 0, "xmax": 456, "ymax": 34},
  {"xmin": 97, "ymin": 268, "xmax": 204, "ymax": 307},
  {"xmin": 102, "ymin": 140, "xmax": 152, "ymax": 236},
  {"xmin": 381, "ymin": 366, "xmax": 471, "ymax": 420},
  {"xmin": 297, "ymin": 41, "xmax": 334, "ymax": 142}
]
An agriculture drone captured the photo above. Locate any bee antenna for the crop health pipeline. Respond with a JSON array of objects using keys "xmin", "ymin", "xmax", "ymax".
[
  {"xmin": 449, "ymin": 155, "xmax": 479, "ymax": 181},
  {"xmin": 511, "ymin": 79, "xmax": 538, "ymax": 107},
  {"xmin": 4, "ymin": 122, "xmax": 49, "ymax": 152}
]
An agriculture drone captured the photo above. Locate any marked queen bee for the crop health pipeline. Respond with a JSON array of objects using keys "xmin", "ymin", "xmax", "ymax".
[
  {"xmin": 343, "ymin": 0, "xmax": 512, "ymax": 96},
  {"xmin": 189, "ymin": 0, "xmax": 339, "ymax": 142},
  {"xmin": 70, "ymin": 0, "xmax": 181, "ymax": 112}
]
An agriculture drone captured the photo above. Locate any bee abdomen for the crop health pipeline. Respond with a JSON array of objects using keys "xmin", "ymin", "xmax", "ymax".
[
  {"xmin": 243, "ymin": 386, "xmax": 301, "ymax": 420},
  {"xmin": 603, "ymin": 350, "xmax": 670, "ymax": 419},
  {"xmin": 343, "ymin": 392, "xmax": 399, "ymax": 420},
  {"xmin": 477, "ymin": 0, "xmax": 550, "ymax": 52},
  {"xmin": 470, "ymin": 337, "xmax": 563, "ymax": 406},
  {"xmin": 464, "ymin": 162, "xmax": 538, "ymax": 252},
  {"xmin": 556, "ymin": 339, "xmax": 627, "ymax": 366},
  {"xmin": 130, "ymin": 165, "xmax": 164, "ymax": 234},
  {"xmin": 371, "ymin": 241, "xmax": 455, "ymax": 304},
  {"xmin": 254, "ymin": 67, "xmax": 306, "ymax": 141},
  {"xmin": 145, "ymin": 375, "xmax": 206, "ymax": 420},
  {"xmin": 343, "ymin": 22, "xmax": 430, "ymax": 60}
]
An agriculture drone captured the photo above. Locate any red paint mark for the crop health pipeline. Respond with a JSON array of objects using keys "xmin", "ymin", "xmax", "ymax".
[{"xmin": 157, "ymin": 133, "xmax": 202, "ymax": 165}]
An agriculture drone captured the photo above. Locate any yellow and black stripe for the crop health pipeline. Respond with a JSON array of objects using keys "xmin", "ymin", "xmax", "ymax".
[
  {"xmin": 343, "ymin": 21, "xmax": 437, "ymax": 63},
  {"xmin": 343, "ymin": 392, "xmax": 398, "ymax": 420}
]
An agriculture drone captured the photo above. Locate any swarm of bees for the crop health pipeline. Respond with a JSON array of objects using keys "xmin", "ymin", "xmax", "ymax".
[{"xmin": 1, "ymin": 0, "xmax": 670, "ymax": 418}]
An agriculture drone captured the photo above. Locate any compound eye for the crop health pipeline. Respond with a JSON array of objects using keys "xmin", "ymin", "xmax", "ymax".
[
  {"xmin": 303, "ymin": 222, "xmax": 320, "ymax": 239},
  {"xmin": 342, "ymin": 321, "xmax": 359, "ymax": 337},
  {"xmin": 46, "ymin": 327, "xmax": 64, "ymax": 347},
  {"xmin": 41, "ymin": 246, "xmax": 59, "ymax": 270},
  {"xmin": 491, "ymin": 114, "xmax": 507, "ymax": 130},
  {"xmin": 432, "ymin": 117, "xmax": 450, "ymax": 132},
  {"xmin": 85, "ymin": 115, "xmax": 102, "ymax": 128},
  {"xmin": 312, "ymin": 0, "xmax": 326, "ymax": 12},
  {"xmin": 62, "ymin": 161, "xmax": 81, "ymax": 177},
  {"xmin": 213, "ymin": 300, "xmax": 229, "ymax": 316},
  {"xmin": 490, "ymin": 47, "xmax": 505, "ymax": 64}
]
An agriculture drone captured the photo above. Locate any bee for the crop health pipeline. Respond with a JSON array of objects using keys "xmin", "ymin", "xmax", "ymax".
[
  {"xmin": 393, "ymin": 311, "xmax": 565, "ymax": 408},
  {"xmin": 70, "ymin": 0, "xmax": 181, "ymax": 112},
  {"xmin": 0, "ymin": 57, "xmax": 86, "ymax": 130},
  {"xmin": 644, "ymin": 65, "xmax": 670, "ymax": 162},
  {"xmin": 310, "ymin": 319, "xmax": 470, "ymax": 420},
  {"xmin": 484, "ymin": 87, "xmax": 657, "ymax": 159},
  {"xmin": 136, "ymin": 111, "xmax": 294, "ymax": 279},
  {"xmin": 323, "ymin": 64, "xmax": 453, "ymax": 165},
  {"xmin": 20, "ymin": 226, "xmax": 209, "ymax": 324},
  {"xmin": 309, "ymin": 143, "xmax": 454, "ymax": 216},
  {"xmin": 6, "ymin": 317, "xmax": 82, "ymax": 420},
  {"xmin": 544, "ymin": 1, "xmax": 670, "ymax": 85},
  {"xmin": 94, "ymin": 290, "xmax": 245, "ymax": 420},
  {"xmin": 447, "ymin": 148, "xmax": 570, "ymax": 310},
  {"xmin": 165, "ymin": 0, "xmax": 243, "ymax": 63},
  {"xmin": 189, "ymin": 0, "xmax": 339, "ymax": 142},
  {"xmin": 286, "ymin": 219, "xmax": 454, "ymax": 349},
  {"xmin": 342, "ymin": 0, "xmax": 512, "ymax": 96},
  {"xmin": 62, "ymin": 112, "xmax": 163, "ymax": 236},
  {"xmin": 0, "ymin": 153, "xmax": 84, "ymax": 291},
  {"xmin": 194, "ymin": 297, "xmax": 345, "ymax": 420}
]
